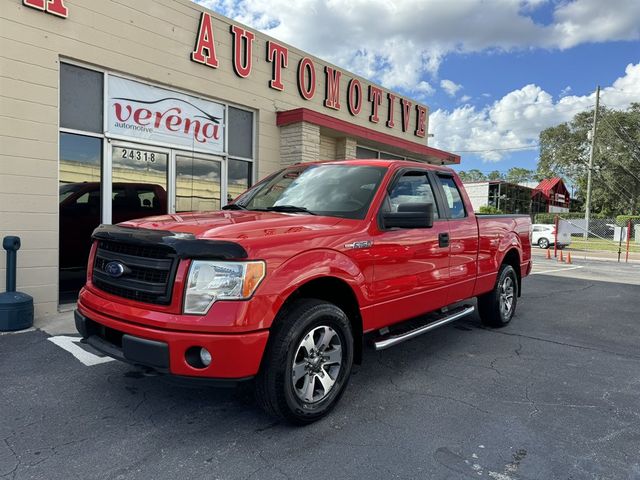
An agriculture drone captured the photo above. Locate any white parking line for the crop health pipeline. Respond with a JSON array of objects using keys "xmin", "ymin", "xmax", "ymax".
[
  {"xmin": 48, "ymin": 335, "xmax": 115, "ymax": 366},
  {"xmin": 532, "ymin": 265, "xmax": 584, "ymax": 275}
]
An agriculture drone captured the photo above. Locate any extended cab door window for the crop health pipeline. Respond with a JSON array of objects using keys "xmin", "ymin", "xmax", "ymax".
[{"xmin": 437, "ymin": 175, "xmax": 466, "ymax": 219}]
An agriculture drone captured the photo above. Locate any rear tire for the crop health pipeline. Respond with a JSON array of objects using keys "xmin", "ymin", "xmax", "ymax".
[
  {"xmin": 478, "ymin": 264, "xmax": 518, "ymax": 328},
  {"xmin": 538, "ymin": 238, "xmax": 550, "ymax": 249},
  {"xmin": 255, "ymin": 299, "xmax": 354, "ymax": 425}
]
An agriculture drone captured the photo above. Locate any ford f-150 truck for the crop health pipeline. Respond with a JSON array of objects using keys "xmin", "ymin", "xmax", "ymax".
[{"xmin": 76, "ymin": 159, "xmax": 532, "ymax": 424}]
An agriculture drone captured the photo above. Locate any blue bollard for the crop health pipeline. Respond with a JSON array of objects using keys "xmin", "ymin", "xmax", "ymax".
[{"xmin": 0, "ymin": 236, "xmax": 34, "ymax": 331}]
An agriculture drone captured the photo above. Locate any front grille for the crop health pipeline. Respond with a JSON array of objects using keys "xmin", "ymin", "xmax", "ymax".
[
  {"xmin": 98, "ymin": 240, "xmax": 172, "ymax": 260},
  {"xmin": 92, "ymin": 240, "xmax": 177, "ymax": 305}
]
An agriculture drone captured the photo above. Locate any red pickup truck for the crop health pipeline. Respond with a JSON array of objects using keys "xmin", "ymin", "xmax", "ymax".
[{"xmin": 76, "ymin": 160, "xmax": 531, "ymax": 423}]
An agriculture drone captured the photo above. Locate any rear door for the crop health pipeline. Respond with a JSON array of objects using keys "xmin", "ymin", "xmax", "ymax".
[
  {"xmin": 369, "ymin": 168, "xmax": 450, "ymax": 330},
  {"xmin": 433, "ymin": 173, "xmax": 479, "ymax": 303}
]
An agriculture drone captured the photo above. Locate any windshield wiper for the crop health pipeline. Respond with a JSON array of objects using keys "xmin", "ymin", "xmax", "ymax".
[
  {"xmin": 222, "ymin": 203, "xmax": 247, "ymax": 210},
  {"xmin": 260, "ymin": 205, "xmax": 317, "ymax": 215}
]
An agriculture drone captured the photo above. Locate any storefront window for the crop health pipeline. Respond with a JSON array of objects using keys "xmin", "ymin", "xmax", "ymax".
[
  {"xmin": 357, "ymin": 146, "xmax": 407, "ymax": 161},
  {"xmin": 176, "ymin": 155, "xmax": 222, "ymax": 212},
  {"xmin": 58, "ymin": 132, "xmax": 102, "ymax": 303},
  {"xmin": 356, "ymin": 146, "xmax": 378, "ymax": 159},
  {"xmin": 60, "ymin": 63, "xmax": 103, "ymax": 133},
  {"xmin": 379, "ymin": 151, "xmax": 404, "ymax": 160},
  {"xmin": 57, "ymin": 63, "xmax": 255, "ymax": 303},
  {"xmin": 228, "ymin": 158, "xmax": 252, "ymax": 203},
  {"xmin": 228, "ymin": 106, "xmax": 253, "ymax": 159}
]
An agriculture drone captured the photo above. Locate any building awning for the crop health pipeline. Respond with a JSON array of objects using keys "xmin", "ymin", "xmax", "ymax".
[{"xmin": 276, "ymin": 108, "xmax": 460, "ymax": 165}]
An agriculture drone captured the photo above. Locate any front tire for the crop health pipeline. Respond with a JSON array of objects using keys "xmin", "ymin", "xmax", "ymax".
[
  {"xmin": 255, "ymin": 299, "xmax": 354, "ymax": 424},
  {"xmin": 538, "ymin": 238, "xmax": 550, "ymax": 249},
  {"xmin": 478, "ymin": 264, "xmax": 518, "ymax": 328}
]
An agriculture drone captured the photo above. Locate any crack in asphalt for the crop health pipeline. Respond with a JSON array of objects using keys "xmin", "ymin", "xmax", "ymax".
[
  {"xmin": 1, "ymin": 437, "xmax": 20, "ymax": 480},
  {"xmin": 257, "ymin": 450, "xmax": 295, "ymax": 480},
  {"xmin": 477, "ymin": 327, "xmax": 640, "ymax": 361},
  {"xmin": 523, "ymin": 282, "xmax": 595, "ymax": 299},
  {"xmin": 388, "ymin": 375, "xmax": 491, "ymax": 415}
]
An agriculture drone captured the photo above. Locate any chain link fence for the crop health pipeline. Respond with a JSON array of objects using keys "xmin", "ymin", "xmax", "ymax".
[{"xmin": 557, "ymin": 216, "xmax": 640, "ymax": 262}]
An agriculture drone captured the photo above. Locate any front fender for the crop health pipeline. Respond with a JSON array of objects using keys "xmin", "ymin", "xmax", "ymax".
[{"xmin": 259, "ymin": 248, "xmax": 369, "ymax": 328}]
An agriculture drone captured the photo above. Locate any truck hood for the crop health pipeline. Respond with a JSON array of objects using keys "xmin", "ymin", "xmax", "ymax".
[{"xmin": 119, "ymin": 210, "xmax": 346, "ymax": 242}]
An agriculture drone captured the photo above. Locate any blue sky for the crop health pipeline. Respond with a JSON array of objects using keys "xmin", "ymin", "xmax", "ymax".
[
  {"xmin": 433, "ymin": 40, "xmax": 640, "ymax": 173},
  {"xmin": 195, "ymin": 0, "xmax": 640, "ymax": 174}
]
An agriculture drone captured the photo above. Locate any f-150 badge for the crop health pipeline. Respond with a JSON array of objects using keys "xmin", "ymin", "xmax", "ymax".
[{"xmin": 344, "ymin": 241, "xmax": 372, "ymax": 249}]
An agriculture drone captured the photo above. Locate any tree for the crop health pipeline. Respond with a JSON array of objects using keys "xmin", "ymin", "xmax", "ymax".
[
  {"xmin": 457, "ymin": 169, "xmax": 486, "ymax": 182},
  {"xmin": 538, "ymin": 103, "xmax": 640, "ymax": 216},
  {"xmin": 487, "ymin": 170, "xmax": 504, "ymax": 180},
  {"xmin": 505, "ymin": 167, "xmax": 535, "ymax": 184}
]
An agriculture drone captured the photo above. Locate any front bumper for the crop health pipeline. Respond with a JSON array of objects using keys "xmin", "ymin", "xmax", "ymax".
[{"xmin": 75, "ymin": 305, "xmax": 269, "ymax": 380}]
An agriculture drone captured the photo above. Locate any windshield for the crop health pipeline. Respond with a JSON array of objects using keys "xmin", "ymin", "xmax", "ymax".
[{"xmin": 235, "ymin": 164, "xmax": 387, "ymax": 219}]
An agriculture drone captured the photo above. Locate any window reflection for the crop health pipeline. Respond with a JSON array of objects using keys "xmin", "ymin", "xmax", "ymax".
[
  {"xmin": 111, "ymin": 146, "xmax": 168, "ymax": 223},
  {"xmin": 176, "ymin": 155, "xmax": 222, "ymax": 212},
  {"xmin": 228, "ymin": 159, "xmax": 252, "ymax": 203},
  {"xmin": 59, "ymin": 133, "xmax": 102, "ymax": 303}
]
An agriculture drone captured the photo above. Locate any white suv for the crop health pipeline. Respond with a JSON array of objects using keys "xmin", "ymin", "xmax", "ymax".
[{"xmin": 532, "ymin": 224, "xmax": 571, "ymax": 249}]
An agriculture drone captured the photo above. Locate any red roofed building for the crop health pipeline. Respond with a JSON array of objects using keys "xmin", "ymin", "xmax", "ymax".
[{"xmin": 532, "ymin": 177, "xmax": 570, "ymax": 213}]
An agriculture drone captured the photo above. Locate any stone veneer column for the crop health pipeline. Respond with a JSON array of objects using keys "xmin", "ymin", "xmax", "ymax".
[
  {"xmin": 279, "ymin": 121, "xmax": 321, "ymax": 166},
  {"xmin": 335, "ymin": 137, "xmax": 358, "ymax": 160}
]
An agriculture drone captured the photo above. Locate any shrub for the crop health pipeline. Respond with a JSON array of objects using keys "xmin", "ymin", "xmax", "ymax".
[
  {"xmin": 534, "ymin": 212, "xmax": 606, "ymax": 224},
  {"xmin": 616, "ymin": 215, "xmax": 640, "ymax": 226},
  {"xmin": 478, "ymin": 205, "xmax": 503, "ymax": 214}
]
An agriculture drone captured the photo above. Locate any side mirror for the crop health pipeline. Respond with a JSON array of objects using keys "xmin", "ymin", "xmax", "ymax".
[{"xmin": 382, "ymin": 202, "xmax": 434, "ymax": 229}]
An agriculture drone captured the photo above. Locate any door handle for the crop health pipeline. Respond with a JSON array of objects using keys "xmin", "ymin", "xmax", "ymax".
[{"xmin": 439, "ymin": 232, "xmax": 450, "ymax": 248}]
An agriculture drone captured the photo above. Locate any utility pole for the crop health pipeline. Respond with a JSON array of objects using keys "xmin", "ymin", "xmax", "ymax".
[{"xmin": 584, "ymin": 85, "xmax": 600, "ymax": 239}]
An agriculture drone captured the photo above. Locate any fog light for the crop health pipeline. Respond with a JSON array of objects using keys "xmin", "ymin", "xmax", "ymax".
[{"xmin": 199, "ymin": 348, "xmax": 212, "ymax": 367}]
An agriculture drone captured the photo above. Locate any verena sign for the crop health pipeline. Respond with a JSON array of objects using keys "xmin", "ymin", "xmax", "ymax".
[{"xmin": 107, "ymin": 76, "xmax": 225, "ymax": 153}]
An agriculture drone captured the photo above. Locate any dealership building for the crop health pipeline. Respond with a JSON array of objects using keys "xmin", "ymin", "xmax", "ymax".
[{"xmin": 0, "ymin": 0, "xmax": 459, "ymax": 321}]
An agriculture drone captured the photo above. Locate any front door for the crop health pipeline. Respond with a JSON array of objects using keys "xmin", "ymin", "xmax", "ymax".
[
  {"xmin": 110, "ymin": 143, "xmax": 170, "ymax": 223},
  {"xmin": 369, "ymin": 169, "xmax": 450, "ymax": 331}
]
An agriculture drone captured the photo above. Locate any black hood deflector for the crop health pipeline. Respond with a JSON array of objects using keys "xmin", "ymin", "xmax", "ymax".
[{"xmin": 92, "ymin": 224, "xmax": 248, "ymax": 260}]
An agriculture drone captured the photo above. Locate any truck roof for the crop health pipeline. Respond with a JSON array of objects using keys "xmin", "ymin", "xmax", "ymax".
[{"xmin": 298, "ymin": 158, "xmax": 456, "ymax": 173}]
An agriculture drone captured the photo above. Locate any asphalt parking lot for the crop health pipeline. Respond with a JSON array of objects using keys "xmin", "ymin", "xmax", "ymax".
[{"xmin": 2, "ymin": 259, "xmax": 640, "ymax": 480}]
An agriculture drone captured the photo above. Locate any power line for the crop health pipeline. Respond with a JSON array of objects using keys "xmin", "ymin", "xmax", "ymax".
[
  {"xmin": 586, "ymin": 161, "xmax": 636, "ymax": 201},
  {"xmin": 599, "ymin": 102, "xmax": 640, "ymax": 154},
  {"xmin": 450, "ymin": 144, "xmax": 539, "ymax": 153},
  {"xmin": 599, "ymin": 116, "xmax": 640, "ymax": 168},
  {"xmin": 593, "ymin": 169, "xmax": 636, "ymax": 204},
  {"xmin": 565, "ymin": 168, "xmax": 635, "ymax": 205}
]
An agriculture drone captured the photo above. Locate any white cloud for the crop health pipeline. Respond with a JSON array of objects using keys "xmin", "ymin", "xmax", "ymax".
[
  {"xmin": 195, "ymin": 0, "xmax": 640, "ymax": 91},
  {"xmin": 429, "ymin": 63, "xmax": 640, "ymax": 162},
  {"xmin": 551, "ymin": 0, "xmax": 640, "ymax": 49},
  {"xmin": 560, "ymin": 86, "xmax": 572, "ymax": 97},
  {"xmin": 415, "ymin": 81, "xmax": 436, "ymax": 96},
  {"xmin": 459, "ymin": 95, "xmax": 472, "ymax": 103},
  {"xmin": 441, "ymin": 79, "xmax": 463, "ymax": 97}
]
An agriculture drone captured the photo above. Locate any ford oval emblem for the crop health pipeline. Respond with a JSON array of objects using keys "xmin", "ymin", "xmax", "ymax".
[{"xmin": 104, "ymin": 261, "xmax": 126, "ymax": 278}]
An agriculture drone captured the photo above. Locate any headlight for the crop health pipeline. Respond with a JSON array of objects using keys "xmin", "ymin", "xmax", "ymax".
[{"xmin": 184, "ymin": 260, "xmax": 266, "ymax": 315}]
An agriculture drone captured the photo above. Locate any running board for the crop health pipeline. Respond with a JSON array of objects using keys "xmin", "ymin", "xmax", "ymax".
[{"xmin": 373, "ymin": 306, "xmax": 475, "ymax": 351}]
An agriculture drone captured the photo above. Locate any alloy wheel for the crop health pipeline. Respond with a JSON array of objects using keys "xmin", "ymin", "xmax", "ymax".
[
  {"xmin": 292, "ymin": 325, "xmax": 343, "ymax": 403},
  {"xmin": 499, "ymin": 275, "xmax": 515, "ymax": 318}
]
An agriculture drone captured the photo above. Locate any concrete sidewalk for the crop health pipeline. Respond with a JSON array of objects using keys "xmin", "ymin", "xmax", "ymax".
[{"xmin": 531, "ymin": 245, "xmax": 640, "ymax": 264}]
